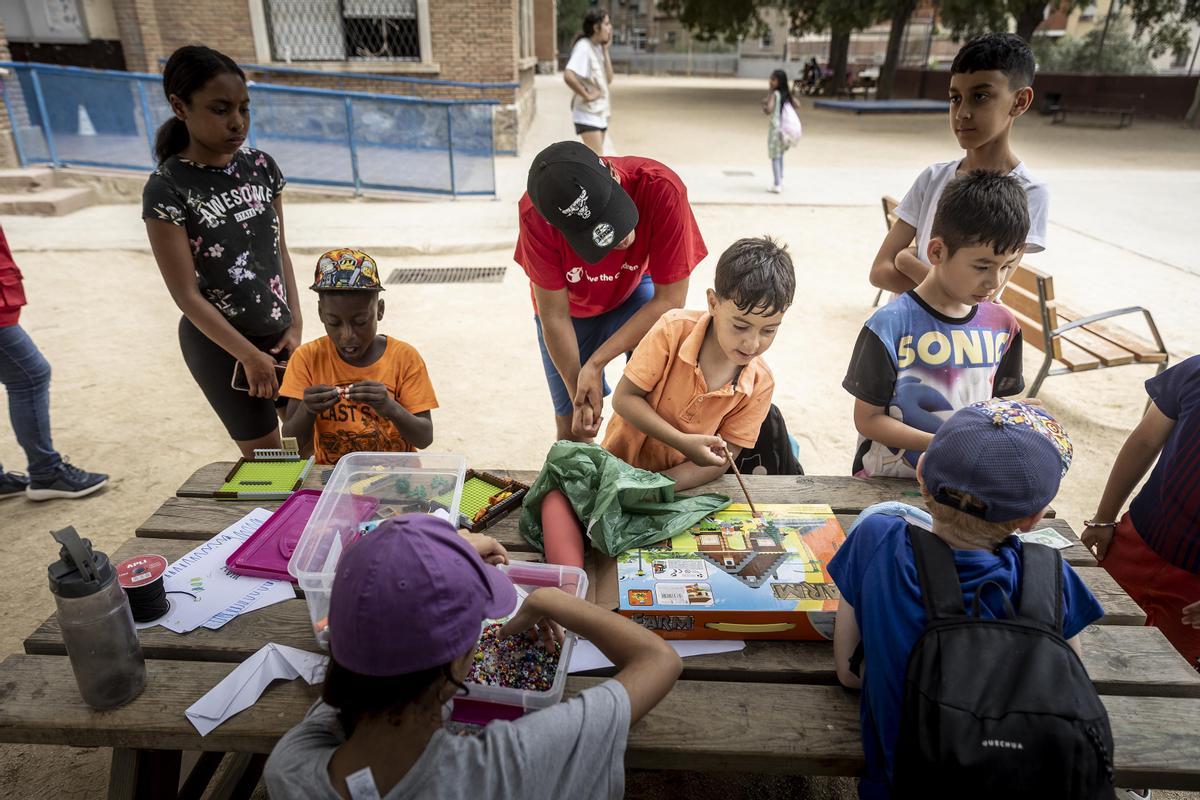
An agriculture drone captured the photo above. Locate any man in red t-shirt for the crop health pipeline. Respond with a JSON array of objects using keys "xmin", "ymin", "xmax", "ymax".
[{"xmin": 515, "ymin": 141, "xmax": 706, "ymax": 441}]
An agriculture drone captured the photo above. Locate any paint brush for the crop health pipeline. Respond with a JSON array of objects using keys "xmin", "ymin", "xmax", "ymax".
[{"xmin": 726, "ymin": 452, "xmax": 760, "ymax": 518}]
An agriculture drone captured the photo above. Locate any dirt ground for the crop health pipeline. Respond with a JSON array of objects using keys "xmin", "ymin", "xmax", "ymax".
[{"xmin": 0, "ymin": 73, "xmax": 1197, "ymax": 798}]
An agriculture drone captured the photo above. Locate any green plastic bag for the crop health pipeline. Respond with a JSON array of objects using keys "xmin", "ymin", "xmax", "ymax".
[{"xmin": 520, "ymin": 441, "xmax": 731, "ymax": 557}]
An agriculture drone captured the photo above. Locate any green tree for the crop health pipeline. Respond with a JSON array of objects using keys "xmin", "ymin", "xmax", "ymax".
[
  {"xmin": 939, "ymin": 0, "xmax": 1083, "ymax": 44},
  {"xmin": 557, "ymin": 0, "xmax": 592, "ymax": 55},
  {"xmin": 877, "ymin": 0, "xmax": 919, "ymax": 99},
  {"xmin": 1123, "ymin": 0, "xmax": 1200, "ymax": 126},
  {"xmin": 1031, "ymin": 21, "xmax": 1156, "ymax": 73}
]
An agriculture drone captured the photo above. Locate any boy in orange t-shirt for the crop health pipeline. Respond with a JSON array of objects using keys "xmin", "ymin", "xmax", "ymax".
[
  {"xmin": 280, "ymin": 249, "xmax": 438, "ymax": 465},
  {"xmin": 602, "ymin": 237, "xmax": 794, "ymax": 490}
]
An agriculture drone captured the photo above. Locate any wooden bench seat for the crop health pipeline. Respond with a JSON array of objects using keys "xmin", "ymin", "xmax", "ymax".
[
  {"xmin": 1003, "ymin": 262, "xmax": 1168, "ymax": 397},
  {"xmin": 1051, "ymin": 104, "xmax": 1135, "ymax": 128},
  {"xmin": 3, "ymin": 655, "xmax": 1199, "ymax": 787}
]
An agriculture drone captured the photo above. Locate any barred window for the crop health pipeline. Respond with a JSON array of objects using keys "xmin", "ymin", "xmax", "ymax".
[
  {"xmin": 265, "ymin": 0, "xmax": 422, "ymax": 61},
  {"xmin": 518, "ymin": 0, "xmax": 535, "ymax": 60}
]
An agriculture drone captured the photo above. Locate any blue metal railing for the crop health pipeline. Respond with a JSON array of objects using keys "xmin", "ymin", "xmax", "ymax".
[{"xmin": 0, "ymin": 61, "xmax": 496, "ymax": 196}]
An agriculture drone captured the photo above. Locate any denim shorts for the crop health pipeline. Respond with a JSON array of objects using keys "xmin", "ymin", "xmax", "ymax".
[{"xmin": 534, "ymin": 274, "xmax": 653, "ymax": 416}]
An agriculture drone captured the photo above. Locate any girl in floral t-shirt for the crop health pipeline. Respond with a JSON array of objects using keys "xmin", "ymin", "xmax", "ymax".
[{"xmin": 143, "ymin": 45, "xmax": 302, "ymax": 456}]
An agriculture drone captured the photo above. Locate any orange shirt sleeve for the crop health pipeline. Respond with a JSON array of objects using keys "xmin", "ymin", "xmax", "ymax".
[
  {"xmin": 279, "ymin": 343, "xmax": 315, "ymax": 401},
  {"xmin": 622, "ymin": 313, "xmax": 675, "ymax": 393},
  {"xmin": 718, "ymin": 371, "xmax": 774, "ymax": 450},
  {"xmin": 392, "ymin": 342, "xmax": 439, "ymax": 414}
]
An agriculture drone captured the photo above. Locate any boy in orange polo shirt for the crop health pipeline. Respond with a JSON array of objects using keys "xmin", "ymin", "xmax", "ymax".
[
  {"xmin": 280, "ymin": 249, "xmax": 438, "ymax": 465},
  {"xmin": 602, "ymin": 237, "xmax": 795, "ymax": 490}
]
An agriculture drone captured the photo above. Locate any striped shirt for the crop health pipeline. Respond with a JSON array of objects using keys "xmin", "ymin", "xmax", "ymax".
[{"xmin": 1129, "ymin": 355, "xmax": 1200, "ymax": 574}]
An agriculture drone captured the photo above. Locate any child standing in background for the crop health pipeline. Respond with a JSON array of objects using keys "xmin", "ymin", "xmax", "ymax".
[
  {"xmin": 143, "ymin": 45, "xmax": 303, "ymax": 459},
  {"xmin": 762, "ymin": 69, "xmax": 799, "ymax": 194}
]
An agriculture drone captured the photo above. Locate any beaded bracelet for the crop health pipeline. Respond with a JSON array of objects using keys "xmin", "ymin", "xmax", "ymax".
[{"xmin": 1083, "ymin": 520, "xmax": 1118, "ymax": 528}]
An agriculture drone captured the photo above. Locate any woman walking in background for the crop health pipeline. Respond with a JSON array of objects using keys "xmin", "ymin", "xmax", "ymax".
[
  {"xmin": 565, "ymin": 8, "xmax": 614, "ymax": 155},
  {"xmin": 763, "ymin": 69, "xmax": 801, "ymax": 194}
]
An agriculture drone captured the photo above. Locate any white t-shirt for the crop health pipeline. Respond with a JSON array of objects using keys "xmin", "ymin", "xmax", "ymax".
[
  {"xmin": 264, "ymin": 681, "xmax": 631, "ymax": 800},
  {"xmin": 566, "ymin": 38, "xmax": 610, "ymax": 128},
  {"xmin": 896, "ymin": 159, "xmax": 1049, "ymax": 264}
]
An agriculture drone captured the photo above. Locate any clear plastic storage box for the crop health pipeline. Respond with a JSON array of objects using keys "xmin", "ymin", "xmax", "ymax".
[
  {"xmin": 287, "ymin": 452, "xmax": 467, "ymax": 645},
  {"xmin": 453, "ymin": 561, "xmax": 589, "ymax": 725}
]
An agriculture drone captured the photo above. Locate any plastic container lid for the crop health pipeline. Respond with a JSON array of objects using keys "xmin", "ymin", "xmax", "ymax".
[{"xmin": 47, "ymin": 527, "xmax": 114, "ymax": 598}]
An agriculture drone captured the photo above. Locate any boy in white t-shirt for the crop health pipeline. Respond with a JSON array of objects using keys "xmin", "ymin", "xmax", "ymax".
[
  {"xmin": 870, "ymin": 33, "xmax": 1049, "ymax": 296},
  {"xmin": 564, "ymin": 8, "xmax": 614, "ymax": 155}
]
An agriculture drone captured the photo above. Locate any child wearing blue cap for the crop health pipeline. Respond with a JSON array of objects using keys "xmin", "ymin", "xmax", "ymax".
[
  {"xmin": 265, "ymin": 514, "xmax": 681, "ymax": 799},
  {"xmin": 828, "ymin": 399, "xmax": 1105, "ymax": 798}
]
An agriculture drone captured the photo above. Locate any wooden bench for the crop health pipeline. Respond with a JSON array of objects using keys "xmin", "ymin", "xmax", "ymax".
[
  {"xmin": 1051, "ymin": 103, "xmax": 1135, "ymax": 129},
  {"xmin": 1000, "ymin": 262, "xmax": 1169, "ymax": 398}
]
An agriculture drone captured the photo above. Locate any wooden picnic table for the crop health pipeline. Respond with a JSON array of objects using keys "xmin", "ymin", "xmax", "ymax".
[{"xmin": 3, "ymin": 464, "xmax": 1200, "ymax": 799}]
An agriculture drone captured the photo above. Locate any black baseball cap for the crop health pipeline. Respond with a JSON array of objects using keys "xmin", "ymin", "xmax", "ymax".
[{"xmin": 526, "ymin": 141, "xmax": 639, "ymax": 265}]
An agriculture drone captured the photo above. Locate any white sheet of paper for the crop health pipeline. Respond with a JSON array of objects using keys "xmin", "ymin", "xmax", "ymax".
[
  {"xmin": 202, "ymin": 578, "xmax": 296, "ymax": 630},
  {"xmin": 186, "ymin": 643, "xmax": 327, "ymax": 736},
  {"xmin": 155, "ymin": 508, "xmax": 286, "ymax": 633},
  {"xmin": 568, "ymin": 638, "xmax": 745, "ymax": 673}
]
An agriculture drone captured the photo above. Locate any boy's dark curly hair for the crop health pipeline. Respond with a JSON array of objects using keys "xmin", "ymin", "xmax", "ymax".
[{"xmin": 951, "ymin": 33, "xmax": 1036, "ymax": 89}]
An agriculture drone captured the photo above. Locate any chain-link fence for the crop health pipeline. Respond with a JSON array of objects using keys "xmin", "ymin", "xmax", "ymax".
[{"xmin": 0, "ymin": 61, "xmax": 495, "ymax": 196}]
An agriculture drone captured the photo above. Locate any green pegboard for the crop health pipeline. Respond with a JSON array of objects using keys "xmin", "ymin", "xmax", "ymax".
[
  {"xmin": 217, "ymin": 457, "xmax": 313, "ymax": 499},
  {"xmin": 457, "ymin": 476, "xmax": 506, "ymax": 518}
]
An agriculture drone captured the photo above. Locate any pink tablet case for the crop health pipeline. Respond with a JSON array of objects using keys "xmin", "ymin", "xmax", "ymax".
[{"xmin": 226, "ymin": 489, "xmax": 379, "ymax": 582}]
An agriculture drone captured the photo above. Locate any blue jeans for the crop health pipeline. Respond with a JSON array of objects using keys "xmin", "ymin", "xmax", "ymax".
[
  {"xmin": 771, "ymin": 156, "xmax": 784, "ymax": 187},
  {"xmin": 0, "ymin": 324, "xmax": 61, "ymax": 480},
  {"xmin": 534, "ymin": 274, "xmax": 655, "ymax": 416}
]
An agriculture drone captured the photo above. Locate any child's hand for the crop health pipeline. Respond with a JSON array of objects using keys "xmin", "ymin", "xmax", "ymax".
[
  {"xmin": 302, "ymin": 385, "xmax": 339, "ymax": 414},
  {"xmin": 678, "ymin": 434, "xmax": 729, "ymax": 468},
  {"xmin": 1182, "ymin": 600, "xmax": 1200, "ymax": 629},
  {"xmin": 1080, "ymin": 523, "xmax": 1116, "ymax": 561},
  {"xmin": 460, "ymin": 531, "xmax": 508, "ymax": 565},
  {"xmin": 497, "ymin": 588, "xmax": 565, "ymax": 650},
  {"xmin": 346, "ymin": 380, "xmax": 395, "ymax": 413}
]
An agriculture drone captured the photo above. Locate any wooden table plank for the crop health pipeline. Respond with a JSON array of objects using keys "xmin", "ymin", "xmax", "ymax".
[
  {"xmin": 2, "ymin": 655, "xmax": 1197, "ymax": 787},
  {"xmin": 177, "ymin": 463, "xmax": 975, "ymax": 517},
  {"xmin": 24, "ymin": 540, "xmax": 1187, "ymax": 697}
]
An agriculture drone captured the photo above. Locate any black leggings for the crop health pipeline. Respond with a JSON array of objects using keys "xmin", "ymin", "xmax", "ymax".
[{"xmin": 178, "ymin": 316, "xmax": 284, "ymax": 442}]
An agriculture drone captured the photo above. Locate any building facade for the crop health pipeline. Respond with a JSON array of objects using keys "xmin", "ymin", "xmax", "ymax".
[{"xmin": 0, "ymin": 0, "xmax": 554, "ymax": 159}]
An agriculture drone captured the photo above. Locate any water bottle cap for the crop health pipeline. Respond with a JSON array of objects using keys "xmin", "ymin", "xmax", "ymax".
[{"xmin": 47, "ymin": 527, "xmax": 115, "ymax": 598}]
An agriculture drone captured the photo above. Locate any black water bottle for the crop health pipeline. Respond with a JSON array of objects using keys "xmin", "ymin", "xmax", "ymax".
[{"xmin": 47, "ymin": 527, "xmax": 146, "ymax": 709}]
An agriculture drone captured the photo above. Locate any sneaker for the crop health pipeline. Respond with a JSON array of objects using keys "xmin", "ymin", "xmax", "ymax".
[
  {"xmin": 26, "ymin": 461, "xmax": 108, "ymax": 501},
  {"xmin": 1117, "ymin": 790, "xmax": 1152, "ymax": 800},
  {"xmin": 0, "ymin": 471, "xmax": 29, "ymax": 500},
  {"xmin": 769, "ymin": 185, "xmax": 783, "ymax": 194}
]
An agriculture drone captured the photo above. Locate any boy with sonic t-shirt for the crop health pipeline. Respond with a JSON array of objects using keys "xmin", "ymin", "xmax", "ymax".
[
  {"xmin": 603, "ymin": 236, "xmax": 795, "ymax": 491},
  {"xmin": 870, "ymin": 33, "xmax": 1049, "ymax": 296},
  {"xmin": 280, "ymin": 249, "xmax": 438, "ymax": 465},
  {"xmin": 844, "ymin": 170, "xmax": 1026, "ymax": 479},
  {"xmin": 829, "ymin": 399, "xmax": 1104, "ymax": 799}
]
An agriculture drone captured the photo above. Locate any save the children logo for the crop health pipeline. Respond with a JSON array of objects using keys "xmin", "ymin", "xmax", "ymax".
[
  {"xmin": 566, "ymin": 266, "xmax": 583, "ymax": 283},
  {"xmin": 558, "ymin": 187, "xmax": 591, "ymax": 219}
]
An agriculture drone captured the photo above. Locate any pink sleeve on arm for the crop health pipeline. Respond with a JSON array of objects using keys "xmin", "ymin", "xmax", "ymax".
[
  {"xmin": 718, "ymin": 374, "xmax": 775, "ymax": 450},
  {"xmin": 622, "ymin": 314, "xmax": 674, "ymax": 392}
]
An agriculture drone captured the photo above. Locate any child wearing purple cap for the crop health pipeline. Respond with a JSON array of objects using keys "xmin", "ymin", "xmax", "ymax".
[
  {"xmin": 265, "ymin": 514, "xmax": 681, "ymax": 799},
  {"xmin": 828, "ymin": 399, "xmax": 1104, "ymax": 799}
]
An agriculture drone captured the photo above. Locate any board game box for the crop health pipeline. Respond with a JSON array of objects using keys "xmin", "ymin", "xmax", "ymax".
[{"xmin": 616, "ymin": 504, "xmax": 846, "ymax": 641}]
